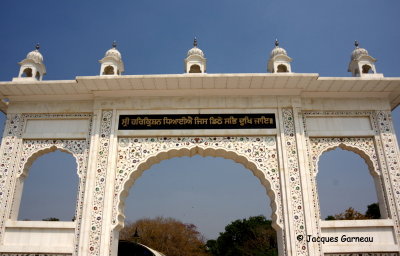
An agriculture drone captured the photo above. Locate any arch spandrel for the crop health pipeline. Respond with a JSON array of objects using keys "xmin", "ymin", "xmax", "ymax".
[
  {"xmin": 112, "ymin": 136, "xmax": 283, "ymax": 231},
  {"xmin": 17, "ymin": 139, "xmax": 88, "ymax": 179},
  {"xmin": 309, "ymin": 137, "xmax": 380, "ymax": 177}
]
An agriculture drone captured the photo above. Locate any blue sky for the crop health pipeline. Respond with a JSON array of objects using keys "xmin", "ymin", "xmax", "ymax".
[{"xmin": 0, "ymin": 0, "xmax": 399, "ymax": 240}]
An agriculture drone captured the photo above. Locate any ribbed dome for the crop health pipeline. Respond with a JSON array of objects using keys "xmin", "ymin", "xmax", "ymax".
[
  {"xmin": 351, "ymin": 46, "xmax": 369, "ymax": 60},
  {"xmin": 187, "ymin": 38, "xmax": 204, "ymax": 57},
  {"xmin": 105, "ymin": 41, "xmax": 122, "ymax": 60},
  {"xmin": 270, "ymin": 46, "xmax": 287, "ymax": 58},
  {"xmin": 270, "ymin": 40, "xmax": 288, "ymax": 58},
  {"xmin": 105, "ymin": 48, "xmax": 121, "ymax": 59},
  {"xmin": 187, "ymin": 47, "xmax": 204, "ymax": 57},
  {"xmin": 26, "ymin": 44, "xmax": 44, "ymax": 63},
  {"xmin": 105, "ymin": 48, "xmax": 121, "ymax": 60}
]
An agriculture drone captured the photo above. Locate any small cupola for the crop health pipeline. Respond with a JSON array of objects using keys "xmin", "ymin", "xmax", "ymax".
[
  {"xmin": 348, "ymin": 41, "xmax": 383, "ymax": 77},
  {"xmin": 14, "ymin": 43, "xmax": 46, "ymax": 81},
  {"xmin": 99, "ymin": 41, "xmax": 124, "ymax": 76},
  {"xmin": 184, "ymin": 38, "xmax": 206, "ymax": 73},
  {"xmin": 267, "ymin": 39, "xmax": 292, "ymax": 73}
]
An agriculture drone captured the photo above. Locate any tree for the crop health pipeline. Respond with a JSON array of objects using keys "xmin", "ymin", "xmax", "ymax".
[
  {"xmin": 120, "ymin": 217, "xmax": 209, "ymax": 256},
  {"xmin": 332, "ymin": 207, "xmax": 367, "ymax": 220},
  {"xmin": 206, "ymin": 215, "xmax": 277, "ymax": 256},
  {"xmin": 365, "ymin": 203, "xmax": 381, "ymax": 219},
  {"xmin": 324, "ymin": 215, "xmax": 335, "ymax": 221},
  {"xmin": 42, "ymin": 217, "xmax": 60, "ymax": 221},
  {"xmin": 325, "ymin": 203, "xmax": 380, "ymax": 220}
]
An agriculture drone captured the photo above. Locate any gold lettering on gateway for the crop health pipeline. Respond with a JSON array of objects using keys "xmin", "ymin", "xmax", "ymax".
[
  {"xmin": 121, "ymin": 114, "xmax": 274, "ymax": 129},
  {"xmin": 224, "ymin": 116, "xmax": 238, "ymax": 125},
  {"xmin": 121, "ymin": 117, "xmax": 130, "ymax": 127},
  {"xmin": 209, "ymin": 117, "xmax": 223, "ymax": 125},
  {"xmin": 120, "ymin": 117, "xmax": 162, "ymax": 127},
  {"xmin": 239, "ymin": 116, "xmax": 253, "ymax": 126},
  {"xmin": 194, "ymin": 117, "xmax": 208, "ymax": 125},
  {"xmin": 163, "ymin": 116, "xmax": 193, "ymax": 125},
  {"xmin": 254, "ymin": 116, "xmax": 274, "ymax": 125}
]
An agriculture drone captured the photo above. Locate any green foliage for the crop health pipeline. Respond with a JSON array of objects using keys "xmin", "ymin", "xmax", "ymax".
[
  {"xmin": 365, "ymin": 203, "xmax": 381, "ymax": 219},
  {"xmin": 325, "ymin": 203, "xmax": 380, "ymax": 220},
  {"xmin": 325, "ymin": 215, "xmax": 335, "ymax": 220},
  {"xmin": 332, "ymin": 207, "xmax": 367, "ymax": 220},
  {"xmin": 206, "ymin": 215, "xmax": 277, "ymax": 256},
  {"xmin": 42, "ymin": 217, "xmax": 60, "ymax": 221}
]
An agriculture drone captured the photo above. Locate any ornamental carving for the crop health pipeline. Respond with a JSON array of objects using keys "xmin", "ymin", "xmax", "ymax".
[
  {"xmin": 0, "ymin": 114, "xmax": 24, "ymax": 242},
  {"xmin": 17, "ymin": 140, "xmax": 87, "ymax": 178},
  {"xmin": 0, "ymin": 113, "xmax": 92, "ymax": 256},
  {"xmin": 309, "ymin": 137, "xmax": 379, "ymax": 176},
  {"xmin": 373, "ymin": 111, "xmax": 400, "ymax": 236},
  {"xmin": 112, "ymin": 136, "xmax": 282, "ymax": 230},
  {"xmin": 303, "ymin": 110, "xmax": 400, "ymax": 254},
  {"xmin": 307, "ymin": 137, "xmax": 386, "ymax": 226},
  {"xmin": 15, "ymin": 139, "xmax": 90, "ymax": 256},
  {"xmin": 281, "ymin": 109, "xmax": 308, "ymax": 255},
  {"xmin": 88, "ymin": 110, "xmax": 113, "ymax": 256}
]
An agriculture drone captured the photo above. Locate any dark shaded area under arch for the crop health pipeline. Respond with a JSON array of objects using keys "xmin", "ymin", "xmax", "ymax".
[{"xmin": 118, "ymin": 240, "xmax": 159, "ymax": 256}]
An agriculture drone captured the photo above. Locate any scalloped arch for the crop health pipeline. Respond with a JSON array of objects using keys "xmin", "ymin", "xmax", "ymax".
[
  {"xmin": 311, "ymin": 138, "xmax": 379, "ymax": 177},
  {"xmin": 17, "ymin": 139, "xmax": 88, "ymax": 179},
  {"xmin": 112, "ymin": 136, "xmax": 283, "ymax": 232},
  {"xmin": 18, "ymin": 145, "xmax": 80, "ymax": 179}
]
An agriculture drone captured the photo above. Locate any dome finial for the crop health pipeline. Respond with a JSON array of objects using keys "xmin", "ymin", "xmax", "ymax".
[
  {"xmin": 354, "ymin": 40, "xmax": 359, "ymax": 48},
  {"xmin": 112, "ymin": 41, "xmax": 117, "ymax": 48},
  {"xmin": 35, "ymin": 43, "xmax": 40, "ymax": 50},
  {"xmin": 275, "ymin": 38, "xmax": 279, "ymax": 47},
  {"xmin": 193, "ymin": 37, "xmax": 198, "ymax": 47}
]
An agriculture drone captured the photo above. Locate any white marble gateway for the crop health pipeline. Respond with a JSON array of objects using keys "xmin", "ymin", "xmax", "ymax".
[{"xmin": 0, "ymin": 41, "xmax": 399, "ymax": 256}]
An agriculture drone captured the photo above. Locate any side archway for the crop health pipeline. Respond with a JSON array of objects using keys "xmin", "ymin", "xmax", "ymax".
[
  {"xmin": 17, "ymin": 149, "xmax": 78, "ymax": 221},
  {"xmin": 308, "ymin": 137, "xmax": 388, "ymax": 219},
  {"xmin": 12, "ymin": 141, "xmax": 85, "ymax": 219},
  {"xmin": 10, "ymin": 139, "xmax": 90, "ymax": 256}
]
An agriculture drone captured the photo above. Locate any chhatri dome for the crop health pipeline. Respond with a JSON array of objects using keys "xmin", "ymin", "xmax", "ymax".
[
  {"xmin": 105, "ymin": 41, "xmax": 122, "ymax": 61},
  {"xmin": 9, "ymin": 39, "xmax": 387, "ymax": 80},
  {"xmin": 99, "ymin": 41, "xmax": 125, "ymax": 76},
  {"xmin": 348, "ymin": 40, "xmax": 382, "ymax": 77},
  {"xmin": 270, "ymin": 40, "xmax": 288, "ymax": 59},
  {"xmin": 184, "ymin": 38, "xmax": 206, "ymax": 73},
  {"xmin": 187, "ymin": 38, "xmax": 204, "ymax": 58},
  {"xmin": 26, "ymin": 44, "xmax": 44, "ymax": 64},
  {"xmin": 13, "ymin": 43, "xmax": 46, "ymax": 81},
  {"xmin": 267, "ymin": 39, "xmax": 292, "ymax": 73},
  {"xmin": 351, "ymin": 41, "xmax": 369, "ymax": 60}
]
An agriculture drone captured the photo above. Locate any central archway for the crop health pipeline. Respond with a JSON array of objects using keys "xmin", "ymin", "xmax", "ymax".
[{"xmin": 111, "ymin": 136, "xmax": 285, "ymax": 254}]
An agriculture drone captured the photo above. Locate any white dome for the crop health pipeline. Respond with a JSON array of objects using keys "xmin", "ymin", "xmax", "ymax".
[
  {"xmin": 351, "ymin": 47, "xmax": 369, "ymax": 60},
  {"xmin": 187, "ymin": 47, "xmax": 204, "ymax": 57},
  {"xmin": 270, "ymin": 46, "xmax": 287, "ymax": 58},
  {"xmin": 270, "ymin": 40, "xmax": 288, "ymax": 58},
  {"xmin": 104, "ymin": 41, "xmax": 122, "ymax": 60},
  {"xmin": 26, "ymin": 44, "xmax": 44, "ymax": 63},
  {"xmin": 186, "ymin": 38, "xmax": 204, "ymax": 57},
  {"xmin": 105, "ymin": 48, "xmax": 121, "ymax": 60}
]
